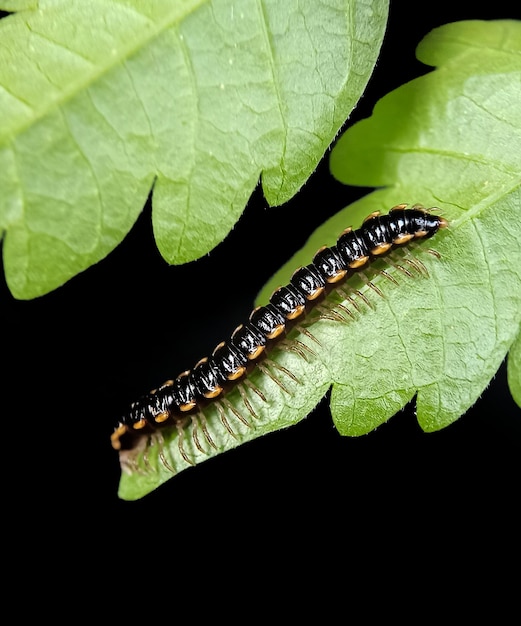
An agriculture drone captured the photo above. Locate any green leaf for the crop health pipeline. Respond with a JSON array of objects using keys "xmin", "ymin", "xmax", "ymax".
[
  {"xmin": 0, "ymin": 1, "xmax": 37, "ymax": 10},
  {"xmin": 118, "ymin": 19, "xmax": 521, "ymax": 500},
  {"xmin": 0, "ymin": 0, "xmax": 388, "ymax": 299},
  {"xmin": 508, "ymin": 330, "xmax": 521, "ymax": 409},
  {"xmin": 330, "ymin": 19, "xmax": 521, "ymax": 197}
]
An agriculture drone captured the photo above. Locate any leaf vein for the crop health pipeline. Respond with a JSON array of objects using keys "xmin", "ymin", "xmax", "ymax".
[
  {"xmin": 387, "ymin": 146, "xmax": 517, "ymax": 177},
  {"xmin": 471, "ymin": 218, "xmax": 499, "ymax": 344},
  {"xmin": 1, "ymin": 2, "xmax": 207, "ymax": 146},
  {"xmin": 257, "ymin": 0, "xmax": 287, "ymax": 183},
  {"xmin": 171, "ymin": 28, "xmax": 199, "ymax": 257}
]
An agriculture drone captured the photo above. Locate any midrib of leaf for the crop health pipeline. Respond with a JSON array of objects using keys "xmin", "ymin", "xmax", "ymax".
[
  {"xmin": 380, "ymin": 146, "xmax": 518, "ymax": 178},
  {"xmin": 329, "ymin": 0, "xmax": 356, "ymax": 117},
  {"xmin": 169, "ymin": 30, "xmax": 197, "ymax": 259},
  {"xmin": 471, "ymin": 219, "xmax": 498, "ymax": 342},
  {"xmin": 0, "ymin": 2, "xmax": 38, "ymax": 10},
  {"xmin": 450, "ymin": 179, "xmax": 521, "ymax": 228},
  {"xmin": 0, "ymin": 0, "xmax": 207, "ymax": 145},
  {"xmin": 256, "ymin": 0, "xmax": 287, "ymax": 188},
  {"xmin": 257, "ymin": 0, "xmax": 287, "ymax": 147}
]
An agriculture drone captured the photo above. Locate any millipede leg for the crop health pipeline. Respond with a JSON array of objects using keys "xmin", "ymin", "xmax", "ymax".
[
  {"xmin": 403, "ymin": 256, "xmax": 428, "ymax": 276},
  {"xmin": 129, "ymin": 457, "xmax": 143, "ymax": 475},
  {"xmin": 126, "ymin": 454, "xmax": 144, "ymax": 475},
  {"xmin": 336, "ymin": 302, "xmax": 355, "ymax": 320},
  {"xmin": 222, "ymin": 396, "xmax": 252, "ymax": 429},
  {"xmin": 328, "ymin": 309, "xmax": 350, "ymax": 323},
  {"xmin": 199, "ymin": 412, "xmax": 217, "ymax": 450},
  {"xmin": 238, "ymin": 384, "xmax": 259, "ymax": 420},
  {"xmin": 257, "ymin": 362, "xmax": 291, "ymax": 395},
  {"xmin": 287, "ymin": 338, "xmax": 317, "ymax": 359},
  {"xmin": 243, "ymin": 378, "xmax": 267, "ymax": 403},
  {"xmin": 296, "ymin": 326, "xmax": 322, "ymax": 346},
  {"xmin": 282, "ymin": 340, "xmax": 308, "ymax": 360},
  {"xmin": 154, "ymin": 431, "xmax": 176, "ymax": 474},
  {"xmin": 338, "ymin": 284, "xmax": 373, "ymax": 310},
  {"xmin": 259, "ymin": 357, "xmax": 301, "ymax": 395},
  {"xmin": 119, "ymin": 436, "xmax": 149, "ymax": 475},
  {"xmin": 316, "ymin": 303, "xmax": 349, "ymax": 323},
  {"xmin": 358, "ymin": 273, "xmax": 384, "ymax": 299},
  {"xmin": 379, "ymin": 269, "xmax": 399, "ymax": 285},
  {"xmin": 265, "ymin": 357, "xmax": 301, "ymax": 384},
  {"xmin": 389, "ymin": 246, "xmax": 430, "ymax": 276},
  {"xmin": 337, "ymin": 289, "xmax": 362, "ymax": 313},
  {"xmin": 295, "ymin": 339, "xmax": 317, "ymax": 357},
  {"xmin": 386, "ymin": 255, "xmax": 414, "ymax": 278},
  {"xmin": 190, "ymin": 415, "xmax": 206, "ymax": 454},
  {"xmin": 215, "ymin": 401, "xmax": 238, "ymax": 439},
  {"xmin": 177, "ymin": 422, "xmax": 195, "ymax": 466},
  {"xmin": 141, "ymin": 439, "xmax": 154, "ymax": 474},
  {"xmin": 347, "ymin": 293, "xmax": 362, "ymax": 312},
  {"xmin": 355, "ymin": 289, "xmax": 374, "ymax": 309}
]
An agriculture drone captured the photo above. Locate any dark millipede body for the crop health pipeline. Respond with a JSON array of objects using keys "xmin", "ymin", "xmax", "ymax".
[{"xmin": 112, "ymin": 204, "xmax": 448, "ymax": 461}]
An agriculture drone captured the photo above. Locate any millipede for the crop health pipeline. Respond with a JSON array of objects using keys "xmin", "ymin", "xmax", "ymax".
[{"xmin": 112, "ymin": 203, "xmax": 447, "ymax": 473}]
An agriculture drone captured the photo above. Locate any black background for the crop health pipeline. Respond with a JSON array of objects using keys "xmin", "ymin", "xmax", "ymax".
[{"xmin": 2, "ymin": 1, "xmax": 519, "ymax": 592}]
